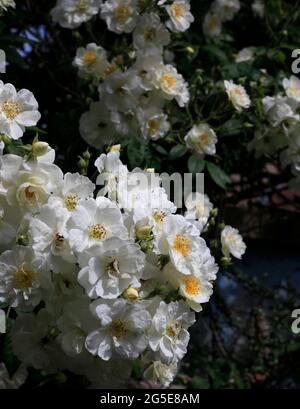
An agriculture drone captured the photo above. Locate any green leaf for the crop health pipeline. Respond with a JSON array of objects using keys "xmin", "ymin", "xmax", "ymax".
[
  {"xmin": 127, "ymin": 139, "xmax": 145, "ymax": 168},
  {"xmin": 26, "ymin": 126, "xmax": 47, "ymax": 135},
  {"xmin": 0, "ymin": 318, "xmax": 20, "ymax": 376},
  {"xmin": 202, "ymin": 44, "xmax": 228, "ymax": 63},
  {"xmin": 190, "ymin": 376, "xmax": 209, "ymax": 389},
  {"xmin": 5, "ymin": 140, "xmax": 26, "ymax": 156},
  {"xmin": 207, "ymin": 162, "xmax": 231, "ymax": 189},
  {"xmin": 188, "ymin": 154, "xmax": 205, "ymax": 173},
  {"xmin": 169, "ymin": 144, "xmax": 187, "ymax": 161},
  {"xmin": 220, "ymin": 119, "xmax": 243, "ymax": 137},
  {"xmin": 152, "ymin": 144, "xmax": 168, "ymax": 156},
  {"xmin": 202, "ymin": 92, "xmax": 234, "ymax": 123}
]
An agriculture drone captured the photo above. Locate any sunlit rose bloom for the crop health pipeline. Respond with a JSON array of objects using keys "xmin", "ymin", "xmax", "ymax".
[
  {"xmin": 0, "ymin": 81, "xmax": 40, "ymax": 140},
  {"xmin": 86, "ymin": 298, "xmax": 151, "ymax": 360},
  {"xmin": 148, "ymin": 300, "xmax": 195, "ymax": 364},
  {"xmin": 152, "ymin": 64, "xmax": 189, "ymax": 107},
  {"xmin": 165, "ymin": 0, "xmax": 194, "ymax": 33},
  {"xmin": 185, "ymin": 192, "xmax": 213, "ymax": 231},
  {"xmin": 224, "ymin": 80, "xmax": 251, "ymax": 112},
  {"xmin": 282, "ymin": 75, "xmax": 300, "ymax": 103},
  {"xmin": 221, "ymin": 225, "xmax": 246, "ymax": 259},
  {"xmin": 0, "ymin": 246, "xmax": 52, "ymax": 308},
  {"xmin": 185, "ymin": 124, "xmax": 217, "ymax": 157},
  {"xmin": 78, "ymin": 237, "xmax": 145, "ymax": 299}
]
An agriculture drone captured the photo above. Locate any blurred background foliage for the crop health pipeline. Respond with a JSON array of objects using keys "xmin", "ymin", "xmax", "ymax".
[{"xmin": 0, "ymin": 0, "xmax": 300, "ymax": 389}]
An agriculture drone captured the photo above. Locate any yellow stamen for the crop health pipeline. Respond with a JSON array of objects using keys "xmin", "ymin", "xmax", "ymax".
[
  {"xmin": 1, "ymin": 100, "xmax": 21, "ymax": 120},
  {"xmin": 198, "ymin": 131, "xmax": 209, "ymax": 146},
  {"xmin": 171, "ymin": 3, "xmax": 184, "ymax": 18},
  {"xmin": 166, "ymin": 321, "xmax": 182, "ymax": 338},
  {"xmin": 183, "ymin": 276, "xmax": 200, "ymax": 296},
  {"xmin": 82, "ymin": 51, "xmax": 97, "ymax": 67},
  {"xmin": 172, "ymin": 234, "xmax": 190, "ymax": 257},
  {"xmin": 64, "ymin": 194, "xmax": 78, "ymax": 211},
  {"xmin": 88, "ymin": 224, "xmax": 107, "ymax": 240},
  {"xmin": 160, "ymin": 74, "xmax": 175, "ymax": 89},
  {"xmin": 147, "ymin": 119, "xmax": 160, "ymax": 135},
  {"xmin": 108, "ymin": 319, "xmax": 127, "ymax": 338}
]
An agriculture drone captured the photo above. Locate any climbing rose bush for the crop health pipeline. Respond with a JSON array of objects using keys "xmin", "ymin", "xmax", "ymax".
[
  {"xmin": 0, "ymin": 87, "xmax": 245, "ymax": 385},
  {"xmin": 1, "ymin": 0, "xmax": 298, "ymax": 389}
]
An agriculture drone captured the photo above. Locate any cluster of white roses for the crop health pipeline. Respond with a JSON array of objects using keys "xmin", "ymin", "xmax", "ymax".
[
  {"xmin": 53, "ymin": 0, "xmax": 253, "ymax": 160},
  {"xmin": 203, "ymin": 0, "xmax": 264, "ymax": 39},
  {"xmin": 203, "ymin": 0, "xmax": 241, "ymax": 39},
  {"xmin": 183, "ymin": 78, "xmax": 251, "ymax": 158},
  {"xmin": 249, "ymin": 75, "xmax": 300, "ymax": 188},
  {"xmin": 50, "ymin": 0, "xmax": 192, "ymax": 147},
  {"xmin": 0, "ymin": 82, "xmax": 246, "ymax": 387}
]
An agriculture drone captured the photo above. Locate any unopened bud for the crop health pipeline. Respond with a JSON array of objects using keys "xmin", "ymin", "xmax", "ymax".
[
  {"xmin": 78, "ymin": 158, "xmax": 86, "ymax": 169},
  {"xmin": 185, "ymin": 46, "xmax": 194, "ymax": 55},
  {"xmin": 78, "ymin": 157, "xmax": 88, "ymax": 175},
  {"xmin": 32, "ymin": 141, "xmax": 50, "ymax": 157},
  {"xmin": 210, "ymin": 208, "xmax": 218, "ymax": 218},
  {"xmin": 220, "ymin": 256, "xmax": 231, "ymax": 268},
  {"xmin": 210, "ymin": 239, "xmax": 218, "ymax": 249},
  {"xmin": 123, "ymin": 287, "xmax": 139, "ymax": 301},
  {"xmin": 109, "ymin": 144, "xmax": 121, "ymax": 153},
  {"xmin": 0, "ymin": 134, "xmax": 11, "ymax": 145},
  {"xmin": 82, "ymin": 150, "xmax": 91, "ymax": 161},
  {"xmin": 128, "ymin": 51, "xmax": 136, "ymax": 60},
  {"xmin": 16, "ymin": 234, "xmax": 29, "ymax": 246},
  {"xmin": 146, "ymin": 168, "xmax": 155, "ymax": 173},
  {"xmin": 72, "ymin": 31, "xmax": 81, "ymax": 40},
  {"xmin": 140, "ymin": 241, "xmax": 151, "ymax": 253}
]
